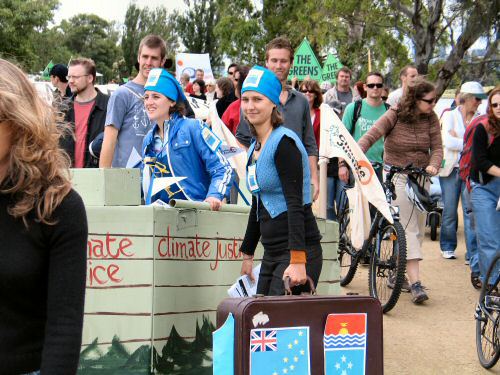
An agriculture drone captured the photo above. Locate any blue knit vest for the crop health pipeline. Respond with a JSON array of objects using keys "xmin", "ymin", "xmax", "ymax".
[{"xmin": 247, "ymin": 126, "xmax": 311, "ymax": 219}]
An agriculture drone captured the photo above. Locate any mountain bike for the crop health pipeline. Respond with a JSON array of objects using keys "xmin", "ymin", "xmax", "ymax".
[
  {"xmin": 338, "ymin": 164, "xmax": 430, "ymax": 313},
  {"xmin": 475, "ymin": 254, "xmax": 500, "ymax": 369}
]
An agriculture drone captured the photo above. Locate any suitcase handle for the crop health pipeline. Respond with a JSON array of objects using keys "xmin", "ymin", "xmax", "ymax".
[{"xmin": 283, "ymin": 276, "xmax": 317, "ymax": 295}]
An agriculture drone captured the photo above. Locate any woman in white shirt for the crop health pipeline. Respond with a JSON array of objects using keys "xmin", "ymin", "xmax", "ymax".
[{"xmin": 438, "ymin": 81, "xmax": 486, "ymax": 288}]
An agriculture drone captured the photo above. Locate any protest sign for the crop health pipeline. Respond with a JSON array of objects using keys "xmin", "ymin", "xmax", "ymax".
[
  {"xmin": 288, "ymin": 38, "xmax": 323, "ymax": 82},
  {"xmin": 176, "ymin": 53, "xmax": 214, "ymax": 82},
  {"xmin": 321, "ymin": 54, "xmax": 344, "ymax": 83},
  {"xmin": 319, "ymin": 104, "xmax": 393, "ymax": 246}
]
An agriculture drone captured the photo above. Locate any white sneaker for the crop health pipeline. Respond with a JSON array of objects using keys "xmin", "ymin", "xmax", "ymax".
[{"xmin": 441, "ymin": 251, "xmax": 456, "ymax": 259}]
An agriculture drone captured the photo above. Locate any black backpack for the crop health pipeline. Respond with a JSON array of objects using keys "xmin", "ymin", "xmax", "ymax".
[{"xmin": 350, "ymin": 99, "xmax": 390, "ymax": 135}]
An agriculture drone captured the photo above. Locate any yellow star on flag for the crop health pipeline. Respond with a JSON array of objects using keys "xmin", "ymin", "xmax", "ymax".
[
  {"xmin": 290, "ymin": 365, "xmax": 295, "ymax": 370},
  {"xmin": 294, "ymin": 339, "xmax": 298, "ymax": 345},
  {"xmin": 283, "ymin": 369, "xmax": 288, "ymax": 374},
  {"xmin": 300, "ymin": 349, "xmax": 305, "ymax": 355},
  {"xmin": 283, "ymin": 357, "xmax": 289, "ymax": 363},
  {"xmin": 298, "ymin": 331, "xmax": 303, "ymax": 336},
  {"xmin": 294, "ymin": 356, "xmax": 299, "ymax": 362},
  {"xmin": 288, "ymin": 343, "xmax": 293, "ymax": 349}
]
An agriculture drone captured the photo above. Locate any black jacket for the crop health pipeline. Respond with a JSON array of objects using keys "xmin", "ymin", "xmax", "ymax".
[{"xmin": 62, "ymin": 88, "xmax": 109, "ymax": 168}]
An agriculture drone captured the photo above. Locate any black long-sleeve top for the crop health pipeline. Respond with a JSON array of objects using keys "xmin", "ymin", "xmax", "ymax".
[
  {"xmin": 471, "ymin": 123, "xmax": 500, "ymax": 184},
  {"xmin": 0, "ymin": 189, "xmax": 88, "ymax": 375},
  {"xmin": 241, "ymin": 137, "xmax": 321, "ymax": 255}
]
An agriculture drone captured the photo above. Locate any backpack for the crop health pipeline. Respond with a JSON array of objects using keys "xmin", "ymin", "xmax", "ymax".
[
  {"xmin": 458, "ymin": 115, "xmax": 494, "ymax": 191},
  {"xmin": 350, "ymin": 99, "xmax": 390, "ymax": 135}
]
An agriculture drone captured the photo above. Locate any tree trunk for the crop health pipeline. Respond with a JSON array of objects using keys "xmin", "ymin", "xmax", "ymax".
[
  {"xmin": 412, "ymin": 0, "xmax": 443, "ymax": 75},
  {"xmin": 435, "ymin": 1, "xmax": 499, "ymax": 98}
]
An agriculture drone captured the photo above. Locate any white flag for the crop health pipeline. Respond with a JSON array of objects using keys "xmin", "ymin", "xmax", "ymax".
[
  {"xmin": 209, "ymin": 103, "xmax": 247, "ymax": 181},
  {"xmin": 319, "ymin": 103, "xmax": 393, "ymax": 233}
]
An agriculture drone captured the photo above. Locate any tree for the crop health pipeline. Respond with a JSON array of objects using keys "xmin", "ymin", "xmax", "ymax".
[
  {"xmin": 0, "ymin": 0, "xmax": 59, "ymax": 70},
  {"xmin": 175, "ymin": 0, "xmax": 223, "ymax": 69},
  {"xmin": 59, "ymin": 14, "xmax": 122, "ymax": 81},
  {"xmin": 122, "ymin": 3, "xmax": 179, "ymax": 77},
  {"xmin": 214, "ymin": 0, "xmax": 265, "ymax": 65},
  {"xmin": 434, "ymin": 0, "xmax": 499, "ymax": 95},
  {"xmin": 387, "ymin": 0, "xmax": 499, "ymax": 96}
]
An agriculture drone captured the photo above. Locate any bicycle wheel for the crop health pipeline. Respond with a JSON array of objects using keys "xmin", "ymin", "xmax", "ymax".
[
  {"xmin": 476, "ymin": 255, "xmax": 500, "ymax": 369},
  {"xmin": 368, "ymin": 221, "xmax": 407, "ymax": 313},
  {"xmin": 338, "ymin": 206, "xmax": 359, "ymax": 286}
]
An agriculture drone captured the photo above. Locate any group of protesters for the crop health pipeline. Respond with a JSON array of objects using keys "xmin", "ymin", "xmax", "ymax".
[{"xmin": 0, "ymin": 32, "xmax": 499, "ymax": 374}]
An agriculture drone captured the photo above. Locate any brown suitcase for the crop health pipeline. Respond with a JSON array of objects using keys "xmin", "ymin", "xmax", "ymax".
[{"xmin": 216, "ymin": 285, "xmax": 383, "ymax": 375}]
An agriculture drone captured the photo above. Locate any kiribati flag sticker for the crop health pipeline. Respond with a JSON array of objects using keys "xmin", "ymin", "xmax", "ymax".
[
  {"xmin": 324, "ymin": 313, "xmax": 367, "ymax": 375},
  {"xmin": 250, "ymin": 327, "xmax": 311, "ymax": 375}
]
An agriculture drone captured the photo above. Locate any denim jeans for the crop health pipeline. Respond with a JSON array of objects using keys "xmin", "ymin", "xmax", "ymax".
[
  {"xmin": 471, "ymin": 177, "xmax": 500, "ymax": 284},
  {"xmin": 439, "ymin": 169, "xmax": 478, "ymax": 264},
  {"xmin": 326, "ymin": 176, "xmax": 345, "ymax": 221}
]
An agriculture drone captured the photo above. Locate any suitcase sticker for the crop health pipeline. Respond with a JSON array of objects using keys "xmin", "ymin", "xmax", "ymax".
[
  {"xmin": 250, "ymin": 327, "xmax": 311, "ymax": 375},
  {"xmin": 324, "ymin": 313, "xmax": 367, "ymax": 375}
]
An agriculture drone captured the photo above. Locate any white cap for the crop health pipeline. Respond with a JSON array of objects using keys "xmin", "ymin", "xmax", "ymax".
[
  {"xmin": 206, "ymin": 78, "xmax": 216, "ymax": 86},
  {"xmin": 460, "ymin": 81, "xmax": 487, "ymax": 99}
]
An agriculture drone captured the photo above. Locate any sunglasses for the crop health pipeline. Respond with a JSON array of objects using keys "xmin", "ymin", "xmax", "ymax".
[
  {"xmin": 474, "ymin": 97, "xmax": 483, "ymax": 102},
  {"xmin": 227, "ymin": 71, "xmax": 234, "ymax": 75},
  {"xmin": 382, "ymin": 96, "xmax": 388, "ymax": 101},
  {"xmin": 491, "ymin": 102, "xmax": 500, "ymax": 108},
  {"xmin": 366, "ymin": 83, "xmax": 383, "ymax": 89},
  {"xmin": 300, "ymin": 89, "xmax": 315, "ymax": 94},
  {"xmin": 420, "ymin": 97, "xmax": 437, "ymax": 104}
]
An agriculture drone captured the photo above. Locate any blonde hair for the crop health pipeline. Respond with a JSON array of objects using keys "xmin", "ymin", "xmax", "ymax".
[{"xmin": 0, "ymin": 59, "xmax": 72, "ymax": 225}]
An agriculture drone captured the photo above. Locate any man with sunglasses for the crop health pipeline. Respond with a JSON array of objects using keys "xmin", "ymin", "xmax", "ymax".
[{"xmin": 339, "ymin": 72, "xmax": 390, "ymax": 184}]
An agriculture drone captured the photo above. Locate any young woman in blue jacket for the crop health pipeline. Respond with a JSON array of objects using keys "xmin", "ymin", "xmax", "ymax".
[
  {"xmin": 239, "ymin": 66, "xmax": 323, "ymax": 295},
  {"xmin": 142, "ymin": 68, "xmax": 232, "ymax": 209}
]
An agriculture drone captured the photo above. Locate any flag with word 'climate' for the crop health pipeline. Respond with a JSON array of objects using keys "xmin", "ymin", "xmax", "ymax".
[
  {"xmin": 324, "ymin": 313, "xmax": 367, "ymax": 375},
  {"xmin": 250, "ymin": 327, "xmax": 310, "ymax": 375}
]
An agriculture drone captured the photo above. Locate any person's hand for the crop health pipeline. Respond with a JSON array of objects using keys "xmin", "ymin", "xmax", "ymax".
[
  {"xmin": 425, "ymin": 165, "xmax": 438, "ymax": 176},
  {"xmin": 339, "ymin": 165, "xmax": 350, "ymax": 183},
  {"xmin": 312, "ymin": 178, "xmax": 320, "ymax": 201},
  {"xmin": 205, "ymin": 196, "xmax": 222, "ymax": 211},
  {"xmin": 240, "ymin": 256, "xmax": 255, "ymax": 282},
  {"xmin": 449, "ymin": 129, "xmax": 458, "ymax": 137},
  {"xmin": 283, "ymin": 263, "xmax": 307, "ymax": 288}
]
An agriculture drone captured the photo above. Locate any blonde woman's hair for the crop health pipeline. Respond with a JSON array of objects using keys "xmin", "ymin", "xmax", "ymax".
[{"xmin": 0, "ymin": 59, "xmax": 72, "ymax": 225}]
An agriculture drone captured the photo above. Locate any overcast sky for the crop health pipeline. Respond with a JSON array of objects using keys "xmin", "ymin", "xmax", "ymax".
[{"xmin": 54, "ymin": 0, "xmax": 186, "ymax": 24}]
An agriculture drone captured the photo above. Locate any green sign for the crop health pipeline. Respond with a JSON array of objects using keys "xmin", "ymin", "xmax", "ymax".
[
  {"xmin": 321, "ymin": 54, "xmax": 343, "ymax": 83},
  {"xmin": 41, "ymin": 60, "xmax": 54, "ymax": 81},
  {"xmin": 288, "ymin": 38, "xmax": 323, "ymax": 82}
]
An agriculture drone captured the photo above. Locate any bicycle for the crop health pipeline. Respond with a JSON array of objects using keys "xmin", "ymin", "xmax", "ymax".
[
  {"xmin": 475, "ymin": 254, "xmax": 500, "ymax": 369},
  {"xmin": 337, "ymin": 164, "xmax": 432, "ymax": 313}
]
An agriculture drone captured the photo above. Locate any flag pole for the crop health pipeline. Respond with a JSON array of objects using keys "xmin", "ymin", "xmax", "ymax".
[{"xmin": 368, "ymin": 49, "xmax": 372, "ymax": 72}]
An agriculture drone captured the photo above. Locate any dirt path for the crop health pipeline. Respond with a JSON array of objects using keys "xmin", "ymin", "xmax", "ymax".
[{"xmin": 340, "ymin": 224, "xmax": 500, "ymax": 374}]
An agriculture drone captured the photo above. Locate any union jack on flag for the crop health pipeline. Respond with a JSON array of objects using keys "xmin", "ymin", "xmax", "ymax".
[{"xmin": 250, "ymin": 330, "xmax": 277, "ymax": 352}]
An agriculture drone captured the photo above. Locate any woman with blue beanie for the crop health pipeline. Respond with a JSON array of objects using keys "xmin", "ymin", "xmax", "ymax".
[
  {"xmin": 239, "ymin": 66, "xmax": 323, "ymax": 295},
  {"xmin": 141, "ymin": 68, "xmax": 232, "ymax": 209}
]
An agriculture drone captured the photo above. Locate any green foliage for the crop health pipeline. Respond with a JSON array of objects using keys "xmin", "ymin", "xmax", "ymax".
[
  {"xmin": 0, "ymin": 0, "xmax": 59, "ymax": 70},
  {"xmin": 59, "ymin": 14, "xmax": 121, "ymax": 82},
  {"xmin": 214, "ymin": 0, "xmax": 265, "ymax": 65},
  {"xmin": 122, "ymin": 3, "xmax": 179, "ymax": 77},
  {"xmin": 174, "ymin": 0, "xmax": 223, "ymax": 69}
]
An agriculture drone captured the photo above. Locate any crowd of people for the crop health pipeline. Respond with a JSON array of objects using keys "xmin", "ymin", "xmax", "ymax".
[{"xmin": 0, "ymin": 32, "xmax": 498, "ymax": 373}]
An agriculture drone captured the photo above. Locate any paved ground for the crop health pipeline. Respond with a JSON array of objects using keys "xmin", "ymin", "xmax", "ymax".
[{"xmin": 339, "ymin": 224, "xmax": 500, "ymax": 374}]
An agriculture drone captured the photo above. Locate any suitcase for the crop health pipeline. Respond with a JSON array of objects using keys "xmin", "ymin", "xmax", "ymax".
[{"xmin": 215, "ymin": 283, "xmax": 383, "ymax": 375}]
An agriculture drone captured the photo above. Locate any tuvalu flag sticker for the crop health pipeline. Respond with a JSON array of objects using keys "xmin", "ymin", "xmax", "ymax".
[
  {"xmin": 324, "ymin": 313, "xmax": 367, "ymax": 375},
  {"xmin": 250, "ymin": 326, "xmax": 311, "ymax": 375}
]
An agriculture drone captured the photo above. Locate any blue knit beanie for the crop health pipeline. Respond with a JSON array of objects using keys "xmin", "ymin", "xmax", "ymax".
[
  {"xmin": 145, "ymin": 68, "xmax": 187, "ymax": 102},
  {"xmin": 241, "ymin": 66, "xmax": 281, "ymax": 106}
]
